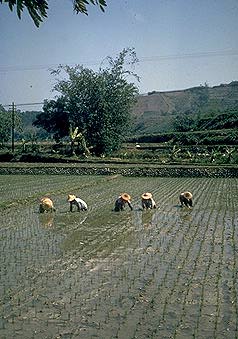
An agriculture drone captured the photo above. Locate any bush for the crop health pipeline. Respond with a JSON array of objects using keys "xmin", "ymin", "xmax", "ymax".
[{"xmin": 0, "ymin": 152, "xmax": 14, "ymax": 162}]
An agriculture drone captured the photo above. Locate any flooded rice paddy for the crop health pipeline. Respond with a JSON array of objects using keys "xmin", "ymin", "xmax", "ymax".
[{"xmin": 0, "ymin": 174, "xmax": 238, "ymax": 339}]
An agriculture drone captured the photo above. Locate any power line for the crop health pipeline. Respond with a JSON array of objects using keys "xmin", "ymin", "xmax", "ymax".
[
  {"xmin": 139, "ymin": 50, "xmax": 238, "ymax": 62},
  {"xmin": 0, "ymin": 60, "xmax": 101, "ymax": 73},
  {"xmin": 3, "ymin": 102, "xmax": 44, "ymax": 108},
  {"xmin": 0, "ymin": 50, "xmax": 237, "ymax": 73}
]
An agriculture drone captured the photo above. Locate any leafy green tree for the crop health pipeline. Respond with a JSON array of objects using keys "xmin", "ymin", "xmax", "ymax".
[
  {"xmin": 0, "ymin": 105, "xmax": 12, "ymax": 144},
  {"xmin": 33, "ymin": 97, "xmax": 69, "ymax": 142},
  {"xmin": 0, "ymin": 104, "xmax": 23, "ymax": 145},
  {"xmin": 173, "ymin": 111, "xmax": 196, "ymax": 132},
  {"xmin": 35, "ymin": 48, "xmax": 139, "ymax": 156},
  {"xmin": 16, "ymin": 111, "xmax": 50, "ymax": 140},
  {"xmin": 0, "ymin": 0, "xmax": 107, "ymax": 27}
]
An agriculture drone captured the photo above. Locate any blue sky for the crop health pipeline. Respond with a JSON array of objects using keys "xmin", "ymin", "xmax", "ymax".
[{"xmin": 0, "ymin": 0, "xmax": 238, "ymax": 110}]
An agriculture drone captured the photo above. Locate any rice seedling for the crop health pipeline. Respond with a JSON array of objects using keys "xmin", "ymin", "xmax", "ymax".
[{"xmin": 0, "ymin": 175, "xmax": 237, "ymax": 338}]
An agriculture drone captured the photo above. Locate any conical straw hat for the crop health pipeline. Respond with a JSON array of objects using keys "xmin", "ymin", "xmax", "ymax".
[
  {"xmin": 183, "ymin": 192, "xmax": 192, "ymax": 199},
  {"xmin": 68, "ymin": 194, "xmax": 76, "ymax": 202},
  {"xmin": 121, "ymin": 193, "xmax": 131, "ymax": 201},
  {"xmin": 141, "ymin": 192, "xmax": 152, "ymax": 200}
]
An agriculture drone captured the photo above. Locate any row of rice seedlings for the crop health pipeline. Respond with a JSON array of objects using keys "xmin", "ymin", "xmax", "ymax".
[
  {"xmin": 129, "ymin": 178, "xmax": 213, "ymax": 338},
  {"xmin": 28, "ymin": 181, "xmax": 237, "ymax": 338},
  {"xmin": 0, "ymin": 178, "xmax": 134, "ymax": 338},
  {"xmin": 114, "ymin": 178, "xmax": 199, "ymax": 338},
  {"xmin": 199, "ymin": 179, "xmax": 238, "ymax": 338},
  {"xmin": 133, "ymin": 178, "xmax": 233, "ymax": 339},
  {"xmin": 190, "ymin": 179, "xmax": 231, "ymax": 338},
  {"xmin": 211, "ymin": 179, "xmax": 229, "ymax": 338},
  {"xmin": 0, "ymin": 211, "xmax": 64, "ymax": 331},
  {"xmin": 64, "ymin": 179, "xmax": 187, "ymax": 338},
  {"xmin": 169, "ymin": 179, "xmax": 219, "ymax": 337},
  {"xmin": 1, "ymin": 176, "xmax": 237, "ymax": 338},
  {"xmin": 229, "ymin": 180, "xmax": 238, "ymax": 335},
  {"xmin": 0, "ymin": 177, "xmax": 207, "ymax": 336},
  {"xmin": 112, "ymin": 201, "xmax": 178, "ymax": 334},
  {"xmin": 0, "ymin": 174, "xmax": 115, "ymax": 209}
]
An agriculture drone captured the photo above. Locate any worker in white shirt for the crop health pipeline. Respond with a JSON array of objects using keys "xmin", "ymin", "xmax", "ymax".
[{"xmin": 67, "ymin": 194, "xmax": 88, "ymax": 212}]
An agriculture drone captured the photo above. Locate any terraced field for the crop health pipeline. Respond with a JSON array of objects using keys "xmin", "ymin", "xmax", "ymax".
[{"xmin": 0, "ymin": 175, "xmax": 237, "ymax": 338}]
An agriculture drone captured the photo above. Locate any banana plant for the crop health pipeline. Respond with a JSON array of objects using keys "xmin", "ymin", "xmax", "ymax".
[
  {"xmin": 169, "ymin": 145, "xmax": 181, "ymax": 161},
  {"xmin": 69, "ymin": 126, "xmax": 90, "ymax": 156},
  {"xmin": 225, "ymin": 146, "xmax": 235, "ymax": 163}
]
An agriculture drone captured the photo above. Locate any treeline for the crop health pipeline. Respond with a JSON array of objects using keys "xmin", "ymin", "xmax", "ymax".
[
  {"xmin": 129, "ymin": 129, "xmax": 238, "ymax": 146},
  {"xmin": 129, "ymin": 107, "xmax": 238, "ymax": 145},
  {"xmin": 0, "ymin": 48, "xmax": 139, "ymax": 157},
  {"xmin": 173, "ymin": 108, "xmax": 238, "ymax": 133}
]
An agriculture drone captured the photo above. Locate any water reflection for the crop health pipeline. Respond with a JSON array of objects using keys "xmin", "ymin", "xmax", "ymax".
[
  {"xmin": 61, "ymin": 210, "xmax": 136, "ymax": 258},
  {"xmin": 38, "ymin": 214, "xmax": 55, "ymax": 228},
  {"xmin": 142, "ymin": 209, "xmax": 154, "ymax": 229},
  {"xmin": 178, "ymin": 208, "xmax": 193, "ymax": 222}
]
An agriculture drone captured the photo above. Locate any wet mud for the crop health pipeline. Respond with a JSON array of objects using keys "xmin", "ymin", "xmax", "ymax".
[{"xmin": 0, "ymin": 175, "xmax": 237, "ymax": 338}]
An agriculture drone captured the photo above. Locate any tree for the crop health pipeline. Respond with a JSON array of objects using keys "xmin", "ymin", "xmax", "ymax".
[
  {"xmin": 33, "ymin": 97, "xmax": 70, "ymax": 142},
  {"xmin": 0, "ymin": 0, "xmax": 107, "ymax": 27},
  {"xmin": 173, "ymin": 111, "xmax": 195, "ymax": 132},
  {"xmin": 15, "ymin": 111, "xmax": 50, "ymax": 140},
  {"xmin": 34, "ymin": 48, "xmax": 139, "ymax": 156},
  {"xmin": 0, "ymin": 105, "xmax": 12, "ymax": 144},
  {"xmin": 0, "ymin": 104, "xmax": 22, "ymax": 145}
]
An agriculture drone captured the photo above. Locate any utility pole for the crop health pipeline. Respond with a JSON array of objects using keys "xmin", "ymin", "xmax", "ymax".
[{"xmin": 11, "ymin": 102, "xmax": 15, "ymax": 153}]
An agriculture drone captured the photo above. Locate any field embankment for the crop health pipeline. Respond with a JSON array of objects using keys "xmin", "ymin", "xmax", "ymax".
[{"xmin": 0, "ymin": 162, "xmax": 238, "ymax": 177}]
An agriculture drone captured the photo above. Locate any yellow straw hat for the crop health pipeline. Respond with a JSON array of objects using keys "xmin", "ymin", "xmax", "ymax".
[
  {"xmin": 141, "ymin": 192, "xmax": 152, "ymax": 200},
  {"xmin": 40, "ymin": 197, "xmax": 53, "ymax": 208},
  {"xmin": 121, "ymin": 193, "xmax": 131, "ymax": 201},
  {"xmin": 68, "ymin": 194, "xmax": 76, "ymax": 202},
  {"xmin": 40, "ymin": 197, "xmax": 52, "ymax": 204}
]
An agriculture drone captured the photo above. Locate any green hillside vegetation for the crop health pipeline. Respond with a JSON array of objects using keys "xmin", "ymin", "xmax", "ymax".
[
  {"xmin": 16, "ymin": 111, "xmax": 50, "ymax": 140},
  {"xmin": 194, "ymin": 109, "xmax": 238, "ymax": 130},
  {"xmin": 125, "ymin": 82, "xmax": 238, "ymax": 164},
  {"xmin": 131, "ymin": 81, "xmax": 238, "ymax": 135},
  {"xmin": 1, "ymin": 81, "xmax": 238, "ymax": 165}
]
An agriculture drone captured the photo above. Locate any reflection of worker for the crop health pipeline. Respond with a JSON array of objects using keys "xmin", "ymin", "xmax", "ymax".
[
  {"xmin": 40, "ymin": 215, "xmax": 54, "ymax": 227},
  {"xmin": 141, "ymin": 192, "xmax": 156, "ymax": 209},
  {"xmin": 179, "ymin": 191, "xmax": 193, "ymax": 208},
  {"xmin": 67, "ymin": 195, "xmax": 88, "ymax": 212},
  {"xmin": 114, "ymin": 193, "xmax": 133, "ymax": 212},
  {"xmin": 39, "ymin": 197, "xmax": 56, "ymax": 213}
]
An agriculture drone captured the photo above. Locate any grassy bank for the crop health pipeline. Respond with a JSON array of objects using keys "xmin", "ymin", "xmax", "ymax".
[{"xmin": 0, "ymin": 162, "xmax": 237, "ymax": 177}]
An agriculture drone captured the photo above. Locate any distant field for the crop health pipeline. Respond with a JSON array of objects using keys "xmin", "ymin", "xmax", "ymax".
[{"xmin": 0, "ymin": 175, "xmax": 238, "ymax": 338}]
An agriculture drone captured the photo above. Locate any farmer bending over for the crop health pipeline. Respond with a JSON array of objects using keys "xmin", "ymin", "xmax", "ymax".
[
  {"xmin": 67, "ymin": 194, "xmax": 88, "ymax": 212},
  {"xmin": 179, "ymin": 191, "xmax": 193, "ymax": 208},
  {"xmin": 141, "ymin": 192, "xmax": 156, "ymax": 209},
  {"xmin": 39, "ymin": 197, "xmax": 56, "ymax": 213},
  {"xmin": 114, "ymin": 193, "xmax": 133, "ymax": 212}
]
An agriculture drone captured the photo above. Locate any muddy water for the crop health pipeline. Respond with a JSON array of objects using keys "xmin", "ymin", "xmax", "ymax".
[{"xmin": 0, "ymin": 175, "xmax": 238, "ymax": 338}]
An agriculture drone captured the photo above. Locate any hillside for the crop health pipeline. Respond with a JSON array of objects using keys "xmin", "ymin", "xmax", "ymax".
[
  {"xmin": 131, "ymin": 81, "xmax": 238, "ymax": 135},
  {"xmin": 13, "ymin": 81, "xmax": 238, "ymax": 141},
  {"xmin": 16, "ymin": 111, "xmax": 49, "ymax": 140}
]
